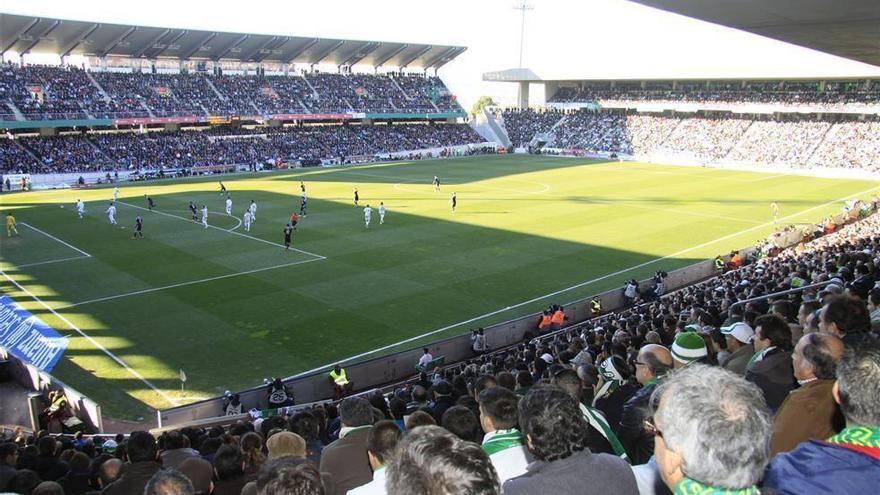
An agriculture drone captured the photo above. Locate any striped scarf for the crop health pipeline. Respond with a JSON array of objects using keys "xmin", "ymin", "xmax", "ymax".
[
  {"xmin": 675, "ymin": 478, "xmax": 759, "ymax": 495},
  {"xmin": 481, "ymin": 428, "xmax": 524, "ymax": 456},
  {"xmin": 826, "ymin": 426, "xmax": 880, "ymax": 448},
  {"xmin": 745, "ymin": 346, "xmax": 776, "ymax": 371},
  {"xmin": 580, "ymin": 403, "xmax": 630, "ymax": 464}
]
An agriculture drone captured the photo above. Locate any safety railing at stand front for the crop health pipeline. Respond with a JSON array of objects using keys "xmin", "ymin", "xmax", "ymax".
[{"xmin": 729, "ymin": 280, "xmax": 834, "ymax": 312}]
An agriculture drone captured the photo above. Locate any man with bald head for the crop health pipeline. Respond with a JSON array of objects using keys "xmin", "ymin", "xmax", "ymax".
[
  {"xmin": 770, "ymin": 332, "xmax": 845, "ymax": 455},
  {"xmin": 97, "ymin": 458, "xmax": 122, "ymax": 490},
  {"xmin": 618, "ymin": 344, "xmax": 674, "ymax": 464}
]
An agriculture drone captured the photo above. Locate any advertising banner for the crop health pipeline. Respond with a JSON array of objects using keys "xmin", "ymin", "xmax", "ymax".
[{"xmin": 0, "ymin": 296, "xmax": 68, "ymax": 372}]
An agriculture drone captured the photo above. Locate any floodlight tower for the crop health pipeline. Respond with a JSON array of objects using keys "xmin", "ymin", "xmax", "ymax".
[{"xmin": 514, "ymin": 0, "xmax": 533, "ymax": 69}]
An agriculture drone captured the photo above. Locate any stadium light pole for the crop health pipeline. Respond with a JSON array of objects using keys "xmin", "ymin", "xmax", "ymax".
[{"xmin": 514, "ymin": 1, "xmax": 533, "ymax": 68}]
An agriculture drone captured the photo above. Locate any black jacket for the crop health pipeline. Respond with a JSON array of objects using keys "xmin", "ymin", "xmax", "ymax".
[
  {"xmin": 594, "ymin": 383, "xmax": 639, "ymax": 434},
  {"xmin": 745, "ymin": 347, "xmax": 795, "ymax": 411},
  {"xmin": 617, "ymin": 382, "xmax": 657, "ymax": 465},
  {"xmin": 101, "ymin": 461, "xmax": 162, "ymax": 495}
]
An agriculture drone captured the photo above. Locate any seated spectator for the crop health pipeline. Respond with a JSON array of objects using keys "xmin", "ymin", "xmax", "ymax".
[
  {"xmin": 592, "ymin": 355, "xmax": 639, "ymax": 431},
  {"xmin": 820, "ymin": 294, "xmax": 873, "ymax": 348},
  {"xmin": 57, "ymin": 451, "xmax": 91, "ymax": 495},
  {"xmin": 720, "ymin": 321, "xmax": 755, "ymax": 375},
  {"xmin": 289, "ymin": 411, "xmax": 324, "ymax": 466},
  {"xmin": 319, "ymin": 396, "xmax": 374, "ymax": 495},
  {"xmin": 95, "ymin": 457, "xmax": 122, "ymax": 490},
  {"xmin": 256, "ymin": 457, "xmax": 326, "ymax": 495},
  {"xmin": 746, "ymin": 314, "xmax": 796, "ymax": 411},
  {"xmin": 478, "ymin": 385, "xmax": 531, "ymax": 484},
  {"xmin": 8, "ymin": 469, "xmax": 41, "ymax": 495},
  {"xmin": 651, "ymin": 365, "xmax": 772, "ymax": 494},
  {"xmin": 503, "ymin": 386, "xmax": 638, "ymax": 495},
  {"xmin": 33, "ymin": 436, "xmax": 68, "ymax": 482},
  {"xmin": 771, "ymin": 333, "xmax": 845, "ymax": 455},
  {"xmin": 868, "ymin": 289, "xmax": 880, "ymax": 332},
  {"xmin": 178, "ymin": 457, "xmax": 214, "ymax": 495},
  {"xmin": 670, "ymin": 331, "xmax": 709, "ymax": 368},
  {"xmin": 764, "ymin": 337, "xmax": 880, "ymax": 494},
  {"xmin": 266, "ymin": 431, "xmax": 306, "ymax": 460},
  {"xmin": 0, "ymin": 442, "xmax": 19, "ymax": 491},
  {"xmin": 240, "ymin": 431, "xmax": 266, "ymax": 477},
  {"xmin": 144, "ymin": 468, "xmax": 194, "ymax": 495},
  {"xmin": 618, "ymin": 344, "xmax": 673, "ymax": 465},
  {"xmin": 428, "ymin": 380, "xmax": 456, "ymax": 423},
  {"xmin": 404, "ymin": 410, "xmax": 435, "ymax": 431},
  {"xmin": 160, "ymin": 430, "xmax": 199, "ymax": 470},
  {"xmin": 441, "ymin": 406, "xmax": 482, "ymax": 443},
  {"xmin": 103, "ymin": 431, "xmax": 161, "ymax": 495},
  {"xmin": 349, "ymin": 419, "xmax": 402, "ymax": 495},
  {"xmin": 386, "ymin": 425, "xmax": 499, "ymax": 494},
  {"xmin": 552, "ymin": 368, "xmax": 627, "ymax": 459},
  {"xmin": 212, "ymin": 444, "xmax": 248, "ymax": 495},
  {"xmin": 31, "ymin": 481, "xmax": 64, "ymax": 495}
]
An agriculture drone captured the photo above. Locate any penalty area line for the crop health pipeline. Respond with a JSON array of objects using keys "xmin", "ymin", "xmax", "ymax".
[
  {"xmin": 20, "ymin": 222, "xmax": 92, "ymax": 258},
  {"xmin": 0, "ymin": 269, "xmax": 180, "ymax": 406},
  {"xmin": 283, "ymin": 183, "xmax": 880, "ymax": 381}
]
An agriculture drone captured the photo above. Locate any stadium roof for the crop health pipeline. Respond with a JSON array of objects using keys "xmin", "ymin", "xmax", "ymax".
[
  {"xmin": 629, "ymin": 0, "xmax": 880, "ymax": 68},
  {"xmin": 0, "ymin": 13, "xmax": 466, "ymax": 69}
]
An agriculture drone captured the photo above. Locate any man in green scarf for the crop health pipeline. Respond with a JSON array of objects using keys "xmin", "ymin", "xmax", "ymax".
[{"xmin": 652, "ymin": 365, "xmax": 771, "ymax": 494}]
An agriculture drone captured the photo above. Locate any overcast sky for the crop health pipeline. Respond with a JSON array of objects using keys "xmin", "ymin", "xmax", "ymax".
[{"xmin": 3, "ymin": 0, "xmax": 879, "ymax": 107}]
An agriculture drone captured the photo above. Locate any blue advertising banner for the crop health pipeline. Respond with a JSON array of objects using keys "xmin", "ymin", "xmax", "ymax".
[{"xmin": 0, "ymin": 296, "xmax": 68, "ymax": 372}]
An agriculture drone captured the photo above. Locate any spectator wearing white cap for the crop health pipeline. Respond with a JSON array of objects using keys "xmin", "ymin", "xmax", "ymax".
[{"xmin": 720, "ymin": 321, "xmax": 755, "ymax": 375}]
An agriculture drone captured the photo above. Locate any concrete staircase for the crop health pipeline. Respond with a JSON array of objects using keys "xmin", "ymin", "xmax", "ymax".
[{"xmin": 5, "ymin": 102, "xmax": 25, "ymax": 121}]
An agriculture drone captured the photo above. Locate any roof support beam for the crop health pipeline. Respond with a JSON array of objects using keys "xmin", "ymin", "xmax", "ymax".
[
  {"xmin": 97, "ymin": 25, "xmax": 136, "ymax": 57},
  {"xmin": 286, "ymin": 38, "xmax": 319, "ymax": 64},
  {"xmin": 21, "ymin": 19, "xmax": 61, "ymax": 56},
  {"xmin": 252, "ymin": 36, "xmax": 289, "ymax": 63},
  {"xmin": 1, "ymin": 17, "xmax": 41, "ymax": 55},
  {"xmin": 180, "ymin": 32, "xmax": 216, "ymax": 60},
  {"xmin": 427, "ymin": 46, "xmax": 466, "ymax": 70},
  {"xmin": 398, "ymin": 44, "xmax": 432, "ymax": 69},
  {"xmin": 423, "ymin": 46, "xmax": 457, "ymax": 69},
  {"xmin": 340, "ymin": 41, "xmax": 379, "ymax": 67},
  {"xmin": 148, "ymin": 30, "xmax": 186, "ymax": 58},
  {"xmin": 60, "ymin": 23, "xmax": 100, "ymax": 58},
  {"xmin": 373, "ymin": 44, "xmax": 408, "ymax": 68},
  {"xmin": 214, "ymin": 33, "xmax": 249, "ymax": 61},
  {"xmin": 134, "ymin": 28, "xmax": 171, "ymax": 58},
  {"xmin": 243, "ymin": 35, "xmax": 278, "ymax": 61},
  {"xmin": 309, "ymin": 40, "xmax": 344, "ymax": 65}
]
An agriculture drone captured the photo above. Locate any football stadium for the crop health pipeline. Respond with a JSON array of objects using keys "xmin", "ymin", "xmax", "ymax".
[{"xmin": 1, "ymin": 1, "xmax": 879, "ymax": 494}]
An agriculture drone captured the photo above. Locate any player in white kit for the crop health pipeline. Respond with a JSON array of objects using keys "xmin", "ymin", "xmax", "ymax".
[
  {"xmin": 75, "ymin": 200, "xmax": 85, "ymax": 219},
  {"xmin": 225, "ymin": 197, "xmax": 233, "ymax": 216},
  {"xmin": 243, "ymin": 210, "xmax": 253, "ymax": 231},
  {"xmin": 379, "ymin": 202, "xmax": 386, "ymax": 224},
  {"xmin": 249, "ymin": 200, "xmax": 257, "ymax": 222},
  {"xmin": 364, "ymin": 204, "xmax": 372, "ymax": 228},
  {"xmin": 112, "ymin": 186, "xmax": 119, "ymax": 201},
  {"xmin": 201, "ymin": 205, "xmax": 209, "ymax": 229},
  {"xmin": 106, "ymin": 203, "xmax": 117, "ymax": 225}
]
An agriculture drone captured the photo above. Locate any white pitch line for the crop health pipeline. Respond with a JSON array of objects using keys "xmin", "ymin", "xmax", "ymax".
[
  {"xmin": 116, "ymin": 201, "xmax": 326, "ymax": 260},
  {"xmin": 20, "ymin": 222, "xmax": 92, "ymax": 258},
  {"xmin": 615, "ymin": 201, "xmax": 764, "ymax": 225},
  {"xmin": 4, "ymin": 255, "xmax": 91, "ymax": 270},
  {"xmin": 59, "ymin": 256, "xmax": 324, "ymax": 309},
  {"xmin": 283, "ymin": 183, "xmax": 880, "ymax": 381},
  {"xmin": 0, "ymin": 270, "xmax": 179, "ymax": 406}
]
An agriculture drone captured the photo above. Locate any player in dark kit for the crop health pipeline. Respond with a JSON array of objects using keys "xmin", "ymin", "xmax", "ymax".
[
  {"xmin": 451, "ymin": 191, "xmax": 457, "ymax": 213},
  {"xmin": 189, "ymin": 201, "xmax": 198, "ymax": 222},
  {"xmin": 131, "ymin": 215, "xmax": 144, "ymax": 239},
  {"xmin": 353, "ymin": 188, "xmax": 359, "ymax": 206},
  {"xmin": 283, "ymin": 223, "xmax": 293, "ymax": 250},
  {"xmin": 219, "ymin": 181, "xmax": 227, "ymax": 194},
  {"xmin": 299, "ymin": 195, "xmax": 307, "ymax": 216},
  {"xmin": 300, "ymin": 181, "xmax": 306, "ymax": 194},
  {"xmin": 146, "ymin": 196, "xmax": 155, "ymax": 211}
]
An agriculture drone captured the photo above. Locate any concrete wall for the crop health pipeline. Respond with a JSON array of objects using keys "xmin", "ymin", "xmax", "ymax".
[{"xmin": 158, "ymin": 257, "xmax": 719, "ymax": 427}]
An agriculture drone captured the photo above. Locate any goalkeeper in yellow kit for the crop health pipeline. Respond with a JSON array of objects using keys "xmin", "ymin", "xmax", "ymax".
[{"xmin": 6, "ymin": 212, "xmax": 19, "ymax": 237}]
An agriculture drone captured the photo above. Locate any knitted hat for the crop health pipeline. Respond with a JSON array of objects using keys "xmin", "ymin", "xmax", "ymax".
[
  {"xmin": 671, "ymin": 331, "xmax": 708, "ymax": 365},
  {"xmin": 266, "ymin": 431, "xmax": 306, "ymax": 459}
]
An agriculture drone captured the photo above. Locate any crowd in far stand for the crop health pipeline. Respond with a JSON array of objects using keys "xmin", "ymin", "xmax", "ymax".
[
  {"xmin": 0, "ymin": 123, "xmax": 484, "ymax": 174},
  {"xmin": 2, "ymin": 203, "xmax": 879, "ymax": 495}
]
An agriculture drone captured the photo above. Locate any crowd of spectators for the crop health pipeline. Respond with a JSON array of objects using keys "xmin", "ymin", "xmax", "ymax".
[
  {"xmin": 0, "ymin": 64, "xmax": 462, "ymax": 120},
  {"xmin": 2, "ymin": 208, "xmax": 880, "ymax": 494},
  {"xmin": 0, "ymin": 123, "xmax": 483, "ymax": 173},
  {"xmin": 499, "ymin": 108, "xmax": 565, "ymax": 148},
  {"xmin": 549, "ymin": 83, "xmax": 880, "ymax": 112}
]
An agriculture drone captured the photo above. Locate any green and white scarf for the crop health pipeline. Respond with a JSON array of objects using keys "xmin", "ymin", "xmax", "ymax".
[
  {"xmin": 580, "ymin": 403, "xmax": 631, "ymax": 464},
  {"xmin": 827, "ymin": 426, "xmax": 880, "ymax": 448},
  {"xmin": 745, "ymin": 346, "xmax": 776, "ymax": 371},
  {"xmin": 481, "ymin": 428, "xmax": 525, "ymax": 456},
  {"xmin": 674, "ymin": 478, "xmax": 759, "ymax": 495},
  {"xmin": 592, "ymin": 357, "xmax": 624, "ymax": 406}
]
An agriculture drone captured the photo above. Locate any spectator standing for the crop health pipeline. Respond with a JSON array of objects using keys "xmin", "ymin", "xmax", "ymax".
[
  {"xmin": 771, "ymin": 333, "xmax": 845, "ymax": 455},
  {"xmin": 319, "ymin": 396, "xmax": 374, "ymax": 495},
  {"xmin": 764, "ymin": 337, "xmax": 880, "ymax": 494},
  {"xmin": 651, "ymin": 365, "xmax": 772, "ymax": 494},
  {"xmin": 160, "ymin": 430, "xmax": 199, "ymax": 470},
  {"xmin": 0, "ymin": 442, "xmax": 20, "ymax": 491}
]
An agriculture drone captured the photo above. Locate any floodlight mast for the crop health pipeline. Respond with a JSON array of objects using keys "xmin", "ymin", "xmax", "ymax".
[{"xmin": 514, "ymin": 1, "xmax": 533, "ymax": 68}]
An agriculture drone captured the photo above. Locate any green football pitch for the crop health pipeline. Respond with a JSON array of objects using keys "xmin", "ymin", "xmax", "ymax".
[{"xmin": 1, "ymin": 154, "xmax": 877, "ymax": 420}]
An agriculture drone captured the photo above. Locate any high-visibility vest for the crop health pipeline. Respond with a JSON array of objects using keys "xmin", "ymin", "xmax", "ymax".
[
  {"xmin": 591, "ymin": 299, "xmax": 602, "ymax": 314},
  {"xmin": 539, "ymin": 314, "xmax": 552, "ymax": 329},
  {"xmin": 714, "ymin": 258, "xmax": 724, "ymax": 269},
  {"xmin": 551, "ymin": 310, "xmax": 565, "ymax": 325},
  {"xmin": 329, "ymin": 369, "xmax": 349, "ymax": 386}
]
